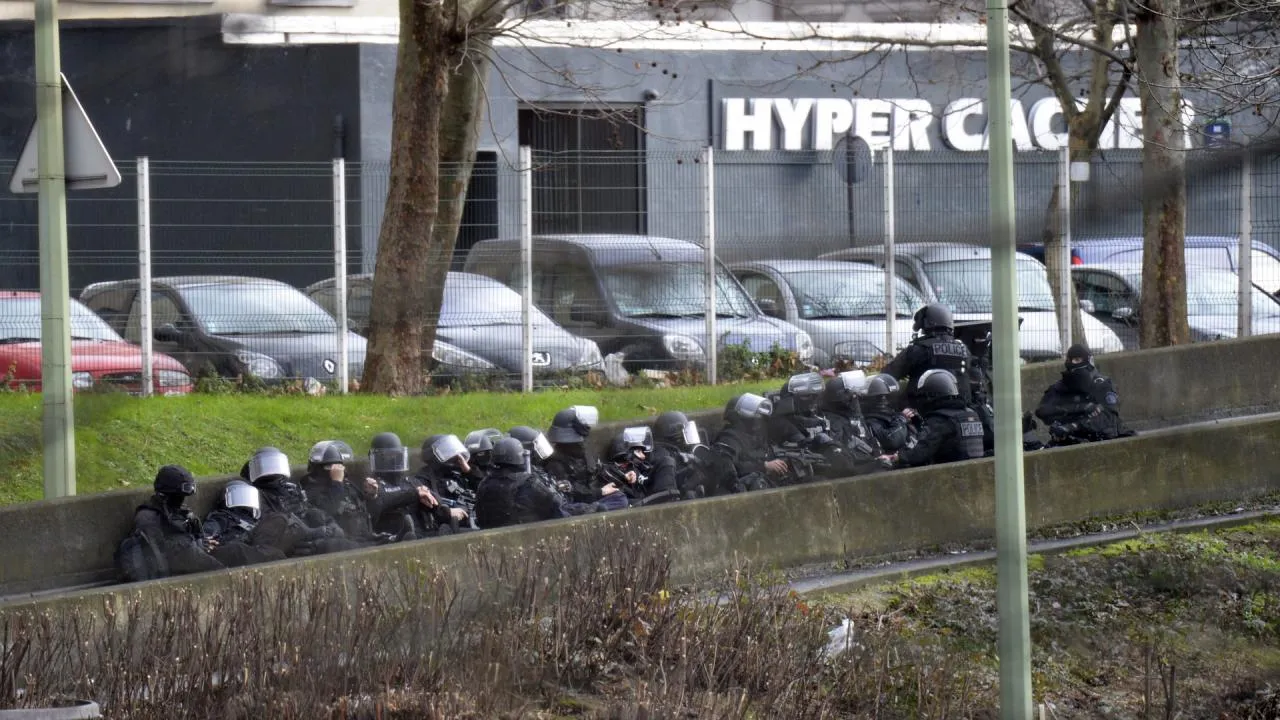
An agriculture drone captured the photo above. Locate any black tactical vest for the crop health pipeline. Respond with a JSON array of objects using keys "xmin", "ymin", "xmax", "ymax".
[{"xmin": 936, "ymin": 407, "xmax": 986, "ymax": 460}]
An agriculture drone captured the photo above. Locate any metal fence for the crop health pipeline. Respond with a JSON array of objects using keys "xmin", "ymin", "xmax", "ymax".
[{"xmin": 1, "ymin": 146, "xmax": 1278, "ymax": 395}]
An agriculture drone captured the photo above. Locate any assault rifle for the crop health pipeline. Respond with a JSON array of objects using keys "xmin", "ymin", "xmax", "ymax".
[{"xmin": 769, "ymin": 443, "xmax": 833, "ymax": 485}]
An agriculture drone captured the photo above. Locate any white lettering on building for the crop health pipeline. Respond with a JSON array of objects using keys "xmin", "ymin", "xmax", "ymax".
[{"xmin": 721, "ymin": 96, "xmax": 1196, "ymax": 152}]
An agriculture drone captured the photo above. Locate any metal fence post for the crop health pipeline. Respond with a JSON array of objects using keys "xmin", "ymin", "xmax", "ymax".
[
  {"xmin": 703, "ymin": 146, "xmax": 718, "ymax": 385},
  {"xmin": 519, "ymin": 146, "xmax": 534, "ymax": 393},
  {"xmin": 883, "ymin": 145, "xmax": 896, "ymax": 358},
  {"xmin": 1058, "ymin": 146, "xmax": 1073, "ymax": 350},
  {"xmin": 137, "ymin": 157, "xmax": 153, "ymax": 397},
  {"xmin": 1239, "ymin": 150, "xmax": 1253, "ymax": 338},
  {"xmin": 333, "ymin": 158, "xmax": 349, "ymax": 393}
]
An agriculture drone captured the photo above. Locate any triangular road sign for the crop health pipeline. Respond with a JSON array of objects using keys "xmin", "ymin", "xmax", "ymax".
[{"xmin": 8, "ymin": 73, "xmax": 122, "ymax": 194}]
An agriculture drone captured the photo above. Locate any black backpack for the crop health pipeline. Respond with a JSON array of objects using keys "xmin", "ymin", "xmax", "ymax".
[{"xmin": 114, "ymin": 529, "xmax": 169, "ymax": 583}]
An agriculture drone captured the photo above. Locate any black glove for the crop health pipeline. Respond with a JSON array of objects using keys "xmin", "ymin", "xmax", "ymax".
[{"xmin": 1050, "ymin": 422, "xmax": 1075, "ymax": 439}]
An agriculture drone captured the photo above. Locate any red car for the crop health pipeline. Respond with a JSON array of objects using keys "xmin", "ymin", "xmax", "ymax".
[{"xmin": 0, "ymin": 292, "xmax": 194, "ymax": 395}]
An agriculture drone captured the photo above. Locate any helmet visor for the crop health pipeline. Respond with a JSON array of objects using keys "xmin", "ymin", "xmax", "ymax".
[
  {"xmin": 786, "ymin": 371, "xmax": 825, "ymax": 397},
  {"xmin": 224, "ymin": 481, "xmax": 262, "ymax": 520},
  {"xmin": 432, "ymin": 434, "xmax": 470, "ymax": 464},
  {"xmin": 464, "ymin": 428, "xmax": 501, "ymax": 453},
  {"xmin": 838, "ymin": 370, "xmax": 869, "ymax": 395},
  {"xmin": 681, "ymin": 421, "xmax": 701, "ymax": 447},
  {"xmin": 531, "ymin": 432, "xmax": 554, "ymax": 460},
  {"xmin": 369, "ymin": 446, "xmax": 409, "ymax": 474},
  {"xmin": 248, "ymin": 451, "xmax": 291, "ymax": 483},
  {"xmin": 571, "ymin": 405, "xmax": 600, "ymax": 430},
  {"xmin": 734, "ymin": 393, "xmax": 774, "ymax": 419},
  {"xmin": 621, "ymin": 426, "xmax": 654, "ymax": 451}
]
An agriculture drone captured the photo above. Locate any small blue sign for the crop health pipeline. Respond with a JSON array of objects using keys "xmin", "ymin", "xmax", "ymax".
[{"xmin": 1204, "ymin": 119, "xmax": 1231, "ymax": 148}]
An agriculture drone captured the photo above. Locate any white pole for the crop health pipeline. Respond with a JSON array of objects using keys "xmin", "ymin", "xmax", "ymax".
[
  {"xmin": 137, "ymin": 157, "xmax": 153, "ymax": 398},
  {"xmin": 1239, "ymin": 150, "xmax": 1253, "ymax": 338},
  {"xmin": 333, "ymin": 158, "xmax": 349, "ymax": 393},
  {"xmin": 519, "ymin": 146, "xmax": 534, "ymax": 393},
  {"xmin": 704, "ymin": 146, "xmax": 718, "ymax": 385},
  {"xmin": 883, "ymin": 145, "xmax": 896, "ymax": 358},
  {"xmin": 1058, "ymin": 146, "xmax": 1072, "ymax": 350}
]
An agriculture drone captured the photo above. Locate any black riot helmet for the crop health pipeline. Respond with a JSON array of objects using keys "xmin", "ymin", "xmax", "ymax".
[
  {"xmin": 652, "ymin": 410, "xmax": 697, "ymax": 448},
  {"xmin": 609, "ymin": 425, "xmax": 654, "ymax": 462},
  {"xmin": 866, "ymin": 374, "xmax": 900, "ymax": 398},
  {"xmin": 425, "ymin": 434, "xmax": 469, "ymax": 469},
  {"xmin": 491, "ymin": 437, "xmax": 528, "ymax": 470},
  {"xmin": 723, "ymin": 393, "xmax": 774, "ymax": 432},
  {"xmin": 247, "ymin": 447, "xmax": 291, "ymax": 484},
  {"xmin": 913, "ymin": 303, "xmax": 954, "ymax": 334},
  {"xmin": 547, "ymin": 405, "xmax": 600, "ymax": 445},
  {"xmin": 154, "ymin": 464, "xmax": 196, "ymax": 497},
  {"xmin": 508, "ymin": 426, "xmax": 555, "ymax": 463},
  {"xmin": 782, "ymin": 371, "xmax": 825, "ymax": 412},
  {"xmin": 222, "ymin": 480, "xmax": 262, "ymax": 521},
  {"xmin": 368, "ymin": 432, "xmax": 409, "ymax": 476},
  {"xmin": 823, "ymin": 370, "xmax": 868, "ymax": 411},
  {"xmin": 307, "ymin": 440, "xmax": 354, "ymax": 475},
  {"xmin": 915, "ymin": 369, "xmax": 960, "ymax": 404},
  {"xmin": 464, "ymin": 428, "xmax": 503, "ymax": 468}
]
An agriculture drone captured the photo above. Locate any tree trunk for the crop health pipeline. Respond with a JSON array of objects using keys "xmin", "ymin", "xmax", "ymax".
[
  {"xmin": 1136, "ymin": 0, "xmax": 1190, "ymax": 348},
  {"xmin": 420, "ymin": 42, "xmax": 494, "ymax": 376},
  {"xmin": 360, "ymin": 0, "xmax": 451, "ymax": 395}
]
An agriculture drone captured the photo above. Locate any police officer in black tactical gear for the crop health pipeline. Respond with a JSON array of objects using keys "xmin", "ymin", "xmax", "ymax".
[
  {"xmin": 464, "ymin": 428, "xmax": 504, "ymax": 473},
  {"xmin": 890, "ymin": 370, "xmax": 985, "ymax": 467},
  {"xmin": 1035, "ymin": 343, "xmax": 1134, "ymax": 446},
  {"xmin": 117, "ymin": 464, "xmax": 225, "ymax": 581},
  {"xmin": 201, "ymin": 480, "xmax": 288, "ymax": 567},
  {"xmin": 881, "ymin": 303, "xmax": 974, "ymax": 406},
  {"xmin": 862, "ymin": 374, "xmax": 917, "ymax": 454},
  {"xmin": 364, "ymin": 432, "xmax": 465, "ymax": 540},
  {"xmin": 651, "ymin": 410, "xmax": 714, "ymax": 500},
  {"xmin": 819, "ymin": 370, "xmax": 892, "ymax": 475},
  {"xmin": 507, "ymin": 425, "xmax": 602, "ymax": 516},
  {"xmin": 245, "ymin": 447, "xmax": 358, "ymax": 556},
  {"xmin": 765, "ymin": 371, "xmax": 849, "ymax": 482},
  {"xmin": 412, "ymin": 434, "xmax": 479, "ymax": 529},
  {"xmin": 300, "ymin": 440, "xmax": 393, "ymax": 545},
  {"xmin": 597, "ymin": 426, "xmax": 673, "ymax": 505},
  {"xmin": 475, "ymin": 437, "xmax": 579, "ymax": 528},
  {"xmin": 544, "ymin": 406, "xmax": 627, "ymax": 511},
  {"xmin": 710, "ymin": 393, "xmax": 786, "ymax": 493}
]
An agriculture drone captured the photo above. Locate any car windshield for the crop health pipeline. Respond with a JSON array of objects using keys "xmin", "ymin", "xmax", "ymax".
[
  {"xmin": 1249, "ymin": 250, "xmax": 1280, "ymax": 294},
  {"xmin": 0, "ymin": 298, "xmax": 123, "ymax": 342},
  {"xmin": 179, "ymin": 284, "xmax": 339, "ymax": 335},
  {"xmin": 782, "ymin": 270, "xmax": 926, "ymax": 319},
  {"xmin": 602, "ymin": 262, "xmax": 756, "ymax": 318},
  {"xmin": 440, "ymin": 282, "xmax": 557, "ymax": 327},
  {"xmin": 1124, "ymin": 269, "xmax": 1280, "ymax": 318},
  {"xmin": 923, "ymin": 257, "xmax": 1057, "ymax": 313}
]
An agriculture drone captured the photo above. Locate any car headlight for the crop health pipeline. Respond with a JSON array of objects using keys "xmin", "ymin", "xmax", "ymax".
[
  {"xmin": 574, "ymin": 341, "xmax": 603, "ymax": 368},
  {"xmin": 432, "ymin": 341, "xmax": 497, "ymax": 370},
  {"xmin": 234, "ymin": 350, "xmax": 284, "ymax": 379},
  {"xmin": 156, "ymin": 369, "xmax": 192, "ymax": 388},
  {"xmin": 662, "ymin": 334, "xmax": 705, "ymax": 362},
  {"xmin": 833, "ymin": 340, "xmax": 882, "ymax": 367},
  {"xmin": 71, "ymin": 372, "xmax": 94, "ymax": 389},
  {"xmin": 794, "ymin": 331, "xmax": 815, "ymax": 361}
]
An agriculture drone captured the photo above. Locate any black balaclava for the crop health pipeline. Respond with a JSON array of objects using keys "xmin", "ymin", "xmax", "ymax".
[{"xmin": 1063, "ymin": 343, "xmax": 1095, "ymax": 394}]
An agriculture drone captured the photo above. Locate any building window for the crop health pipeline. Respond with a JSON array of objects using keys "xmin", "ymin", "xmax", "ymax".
[{"xmin": 518, "ymin": 107, "xmax": 646, "ymax": 235}]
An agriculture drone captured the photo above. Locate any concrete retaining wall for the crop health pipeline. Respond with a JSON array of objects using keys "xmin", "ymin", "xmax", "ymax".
[
  {"xmin": 6, "ymin": 411, "xmax": 1280, "ymax": 615},
  {"xmin": 3, "ymin": 334, "xmax": 1280, "ymax": 596}
]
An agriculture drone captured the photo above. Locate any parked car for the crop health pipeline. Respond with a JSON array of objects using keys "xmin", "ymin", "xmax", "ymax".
[
  {"xmin": 463, "ymin": 234, "xmax": 815, "ymax": 371},
  {"xmin": 79, "ymin": 276, "xmax": 366, "ymax": 382},
  {"xmin": 1016, "ymin": 243, "xmax": 1084, "ymax": 266},
  {"xmin": 1072, "ymin": 263, "xmax": 1280, "ymax": 350},
  {"xmin": 0, "ymin": 291, "xmax": 193, "ymax": 395},
  {"xmin": 728, "ymin": 260, "xmax": 923, "ymax": 366},
  {"xmin": 303, "ymin": 272, "xmax": 604, "ymax": 380},
  {"xmin": 817, "ymin": 242, "xmax": 1126, "ymax": 361},
  {"xmin": 1069, "ymin": 236, "xmax": 1280, "ymax": 296}
]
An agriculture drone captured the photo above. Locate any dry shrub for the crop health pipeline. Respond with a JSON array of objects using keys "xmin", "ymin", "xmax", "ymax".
[{"xmin": 1, "ymin": 525, "xmax": 981, "ymax": 718}]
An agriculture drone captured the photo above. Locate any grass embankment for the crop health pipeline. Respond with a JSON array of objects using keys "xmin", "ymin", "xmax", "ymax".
[
  {"xmin": 815, "ymin": 518, "xmax": 1280, "ymax": 717},
  {"xmin": 0, "ymin": 382, "xmax": 776, "ymax": 505}
]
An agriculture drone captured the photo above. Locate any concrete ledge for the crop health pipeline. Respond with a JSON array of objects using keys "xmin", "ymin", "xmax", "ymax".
[
  {"xmin": 3, "ymin": 334, "xmax": 1280, "ymax": 596},
  {"xmin": 5, "ymin": 411, "xmax": 1280, "ymax": 614}
]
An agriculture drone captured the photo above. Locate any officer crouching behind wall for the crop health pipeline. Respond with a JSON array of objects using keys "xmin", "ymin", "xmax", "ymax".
[
  {"xmin": 1035, "ymin": 343, "xmax": 1135, "ymax": 446},
  {"xmin": 888, "ymin": 369, "xmax": 985, "ymax": 468}
]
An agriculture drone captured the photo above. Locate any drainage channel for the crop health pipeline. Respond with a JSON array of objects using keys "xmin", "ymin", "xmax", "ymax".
[{"xmin": 790, "ymin": 507, "xmax": 1280, "ymax": 597}]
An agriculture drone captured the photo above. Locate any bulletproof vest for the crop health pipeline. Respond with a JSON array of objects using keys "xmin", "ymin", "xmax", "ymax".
[
  {"xmin": 918, "ymin": 335, "xmax": 972, "ymax": 399},
  {"xmin": 935, "ymin": 407, "xmax": 986, "ymax": 460},
  {"xmin": 476, "ymin": 471, "xmax": 528, "ymax": 529}
]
